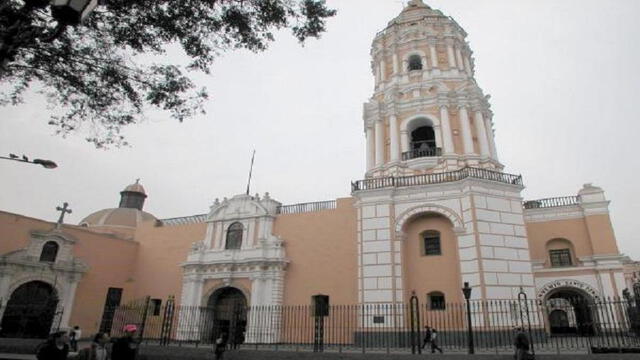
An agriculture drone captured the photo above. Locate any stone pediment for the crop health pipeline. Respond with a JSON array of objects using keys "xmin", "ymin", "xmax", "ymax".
[{"xmin": 207, "ymin": 193, "xmax": 280, "ymax": 221}]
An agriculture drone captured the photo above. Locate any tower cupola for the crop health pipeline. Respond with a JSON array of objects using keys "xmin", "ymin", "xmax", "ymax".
[{"xmin": 119, "ymin": 179, "xmax": 147, "ymax": 210}]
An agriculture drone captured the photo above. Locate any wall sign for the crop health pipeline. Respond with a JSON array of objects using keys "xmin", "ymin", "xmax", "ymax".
[{"xmin": 537, "ymin": 279, "xmax": 600, "ymax": 300}]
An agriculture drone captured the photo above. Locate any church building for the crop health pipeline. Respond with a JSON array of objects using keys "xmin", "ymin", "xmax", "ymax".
[{"xmin": 0, "ymin": 0, "xmax": 635, "ymax": 340}]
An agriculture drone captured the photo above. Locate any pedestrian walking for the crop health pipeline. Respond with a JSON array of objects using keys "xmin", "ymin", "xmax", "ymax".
[
  {"xmin": 430, "ymin": 328, "xmax": 443, "ymax": 354},
  {"xmin": 421, "ymin": 326, "xmax": 432, "ymax": 350},
  {"xmin": 76, "ymin": 332, "xmax": 111, "ymax": 360},
  {"xmin": 514, "ymin": 327, "xmax": 532, "ymax": 360},
  {"xmin": 214, "ymin": 333, "xmax": 227, "ymax": 360},
  {"xmin": 69, "ymin": 326, "xmax": 82, "ymax": 352},
  {"xmin": 111, "ymin": 325, "xmax": 138, "ymax": 360},
  {"xmin": 36, "ymin": 330, "xmax": 70, "ymax": 360}
]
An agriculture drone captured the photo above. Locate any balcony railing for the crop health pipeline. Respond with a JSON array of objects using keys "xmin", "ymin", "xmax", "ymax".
[
  {"xmin": 402, "ymin": 147, "xmax": 442, "ymax": 161},
  {"xmin": 352, "ymin": 167, "xmax": 523, "ymax": 192},
  {"xmin": 523, "ymin": 196, "xmax": 580, "ymax": 209},
  {"xmin": 276, "ymin": 200, "xmax": 337, "ymax": 215}
]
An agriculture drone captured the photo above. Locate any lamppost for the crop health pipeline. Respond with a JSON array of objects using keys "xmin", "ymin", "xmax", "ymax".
[
  {"xmin": 0, "ymin": 0, "xmax": 98, "ymax": 67},
  {"xmin": 0, "ymin": 154, "xmax": 57, "ymax": 169},
  {"xmin": 461, "ymin": 282, "xmax": 474, "ymax": 354}
]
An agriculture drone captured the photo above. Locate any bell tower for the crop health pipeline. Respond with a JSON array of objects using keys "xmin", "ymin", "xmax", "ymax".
[
  {"xmin": 353, "ymin": 1, "xmax": 535, "ymax": 312},
  {"xmin": 364, "ymin": 0, "xmax": 500, "ymax": 178}
]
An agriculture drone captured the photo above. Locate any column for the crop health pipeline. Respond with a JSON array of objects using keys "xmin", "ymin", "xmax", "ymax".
[
  {"xmin": 439, "ymin": 105, "xmax": 455, "ymax": 154},
  {"xmin": 485, "ymin": 117, "xmax": 499, "ymax": 160},
  {"xmin": 375, "ymin": 120, "xmax": 385, "ymax": 167},
  {"xmin": 400, "ymin": 130, "xmax": 409, "ymax": 155},
  {"xmin": 459, "ymin": 106, "xmax": 475, "ymax": 155},
  {"xmin": 59, "ymin": 279, "xmax": 79, "ymax": 329},
  {"xmin": 463, "ymin": 57, "xmax": 472, "ymax": 76},
  {"xmin": 429, "ymin": 43, "xmax": 438, "ymax": 69},
  {"xmin": 379, "ymin": 59, "xmax": 386, "ymax": 82},
  {"xmin": 447, "ymin": 42, "xmax": 457, "ymax": 70},
  {"xmin": 389, "ymin": 115, "xmax": 400, "ymax": 162},
  {"xmin": 474, "ymin": 110, "xmax": 491, "ymax": 157},
  {"xmin": 455, "ymin": 47, "xmax": 464, "ymax": 70},
  {"xmin": 366, "ymin": 126, "xmax": 374, "ymax": 170},
  {"xmin": 392, "ymin": 53, "xmax": 399, "ymax": 74}
]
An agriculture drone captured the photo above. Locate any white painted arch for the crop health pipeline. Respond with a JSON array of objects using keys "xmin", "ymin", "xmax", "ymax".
[{"xmin": 394, "ymin": 203, "xmax": 466, "ymax": 236}]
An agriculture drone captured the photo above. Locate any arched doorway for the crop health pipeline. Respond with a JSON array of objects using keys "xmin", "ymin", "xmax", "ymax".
[
  {"xmin": 546, "ymin": 288, "xmax": 594, "ymax": 335},
  {"xmin": 0, "ymin": 281, "xmax": 59, "ymax": 338},
  {"xmin": 206, "ymin": 287, "xmax": 247, "ymax": 346}
]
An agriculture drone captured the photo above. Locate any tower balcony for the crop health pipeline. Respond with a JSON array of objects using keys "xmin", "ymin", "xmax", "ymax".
[
  {"xmin": 352, "ymin": 167, "xmax": 522, "ymax": 192},
  {"xmin": 401, "ymin": 146, "xmax": 442, "ymax": 161}
]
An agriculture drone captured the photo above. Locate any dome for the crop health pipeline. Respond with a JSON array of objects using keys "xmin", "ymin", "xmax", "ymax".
[
  {"xmin": 80, "ymin": 207, "xmax": 156, "ymax": 229},
  {"xmin": 123, "ymin": 181, "xmax": 146, "ymax": 195},
  {"xmin": 78, "ymin": 180, "xmax": 156, "ymax": 237}
]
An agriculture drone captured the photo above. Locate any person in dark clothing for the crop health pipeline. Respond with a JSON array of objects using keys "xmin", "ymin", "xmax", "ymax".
[
  {"xmin": 214, "ymin": 333, "xmax": 227, "ymax": 360},
  {"xmin": 37, "ymin": 330, "xmax": 70, "ymax": 360},
  {"xmin": 514, "ymin": 327, "xmax": 531, "ymax": 360},
  {"xmin": 430, "ymin": 328, "xmax": 443, "ymax": 354},
  {"xmin": 421, "ymin": 326, "xmax": 432, "ymax": 350},
  {"xmin": 111, "ymin": 325, "xmax": 139, "ymax": 360}
]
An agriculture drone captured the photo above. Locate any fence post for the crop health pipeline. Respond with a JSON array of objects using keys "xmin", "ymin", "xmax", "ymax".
[
  {"xmin": 409, "ymin": 291, "xmax": 421, "ymax": 355},
  {"xmin": 138, "ymin": 296, "xmax": 151, "ymax": 343},
  {"xmin": 518, "ymin": 287, "xmax": 535, "ymax": 357},
  {"xmin": 160, "ymin": 295, "xmax": 175, "ymax": 346}
]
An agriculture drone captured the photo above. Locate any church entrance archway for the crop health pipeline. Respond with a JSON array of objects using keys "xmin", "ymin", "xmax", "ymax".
[
  {"xmin": 546, "ymin": 288, "xmax": 594, "ymax": 336},
  {"xmin": 206, "ymin": 287, "xmax": 247, "ymax": 346},
  {"xmin": 0, "ymin": 281, "xmax": 59, "ymax": 338}
]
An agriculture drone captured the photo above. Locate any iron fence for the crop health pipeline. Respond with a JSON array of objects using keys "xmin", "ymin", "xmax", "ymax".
[{"xmin": 97, "ymin": 296, "xmax": 640, "ymax": 354}]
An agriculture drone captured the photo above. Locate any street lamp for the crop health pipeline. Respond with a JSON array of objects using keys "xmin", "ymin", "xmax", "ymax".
[
  {"xmin": 461, "ymin": 282, "xmax": 474, "ymax": 354},
  {"xmin": 0, "ymin": 154, "xmax": 57, "ymax": 169}
]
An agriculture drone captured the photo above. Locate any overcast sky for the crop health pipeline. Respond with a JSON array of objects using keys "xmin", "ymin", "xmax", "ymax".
[{"xmin": 1, "ymin": 0, "xmax": 639, "ymax": 258}]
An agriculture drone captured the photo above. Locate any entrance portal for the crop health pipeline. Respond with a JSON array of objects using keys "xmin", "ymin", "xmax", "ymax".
[
  {"xmin": 547, "ymin": 288, "xmax": 594, "ymax": 335},
  {"xmin": 206, "ymin": 287, "xmax": 247, "ymax": 346},
  {"xmin": 0, "ymin": 281, "xmax": 59, "ymax": 338}
]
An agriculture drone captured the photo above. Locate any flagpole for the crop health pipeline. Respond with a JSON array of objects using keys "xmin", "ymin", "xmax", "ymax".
[{"xmin": 246, "ymin": 150, "xmax": 256, "ymax": 195}]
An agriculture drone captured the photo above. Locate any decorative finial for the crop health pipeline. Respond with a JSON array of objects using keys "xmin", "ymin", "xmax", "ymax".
[{"xmin": 135, "ymin": 178, "xmax": 140, "ymax": 184}]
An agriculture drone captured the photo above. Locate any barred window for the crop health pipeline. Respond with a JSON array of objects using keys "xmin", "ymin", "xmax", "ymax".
[
  {"xmin": 225, "ymin": 222, "xmax": 243, "ymax": 250},
  {"xmin": 423, "ymin": 230, "xmax": 441, "ymax": 256},
  {"xmin": 428, "ymin": 292, "xmax": 446, "ymax": 310},
  {"xmin": 549, "ymin": 249, "xmax": 572, "ymax": 267},
  {"xmin": 39, "ymin": 241, "xmax": 59, "ymax": 262}
]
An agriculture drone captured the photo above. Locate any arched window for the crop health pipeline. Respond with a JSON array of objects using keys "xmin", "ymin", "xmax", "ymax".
[
  {"xmin": 428, "ymin": 291, "xmax": 446, "ymax": 310},
  {"xmin": 546, "ymin": 238, "xmax": 575, "ymax": 268},
  {"xmin": 225, "ymin": 222, "xmax": 243, "ymax": 250},
  {"xmin": 549, "ymin": 249, "xmax": 572, "ymax": 267},
  {"xmin": 423, "ymin": 230, "xmax": 441, "ymax": 256},
  {"xmin": 39, "ymin": 241, "xmax": 59, "ymax": 262},
  {"xmin": 408, "ymin": 54, "xmax": 423, "ymax": 71}
]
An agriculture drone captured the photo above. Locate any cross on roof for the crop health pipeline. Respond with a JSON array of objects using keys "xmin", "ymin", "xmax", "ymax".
[{"xmin": 55, "ymin": 202, "xmax": 72, "ymax": 227}]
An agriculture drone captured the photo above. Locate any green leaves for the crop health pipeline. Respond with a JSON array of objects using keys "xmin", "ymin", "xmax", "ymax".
[{"xmin": 0, "ymin": 0, "xmax": 336, "ymax": 147}]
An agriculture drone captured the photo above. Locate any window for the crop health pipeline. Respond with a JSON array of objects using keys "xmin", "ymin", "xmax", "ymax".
[
  {"xmin": 151, "ymin": 299, "xmax": 162, "ymax": 316},
  {"xmin": 225, "ymin": 222, "xmax": 243, "ymax": 250},
  {"xmin": 39, "ymin": 241, "xmax": 59, "ymax": 262},
  {"xmin": 428, "ymin": 292, "xmax": 446, "ymax": 310},
  {"xmin": 550, "ymin": 249, "xmax": 572, "ymax": 267},
  {"xmin": 373, "ymin": 316, "xmax": 385, "ymax": 324},
  {"xmin": 423, "ymin": 230, "xmax": 441, "ymax": 256},
  {"xmin": 408, "ymin": 54, "xmax": 423, "ymax": 71}
]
